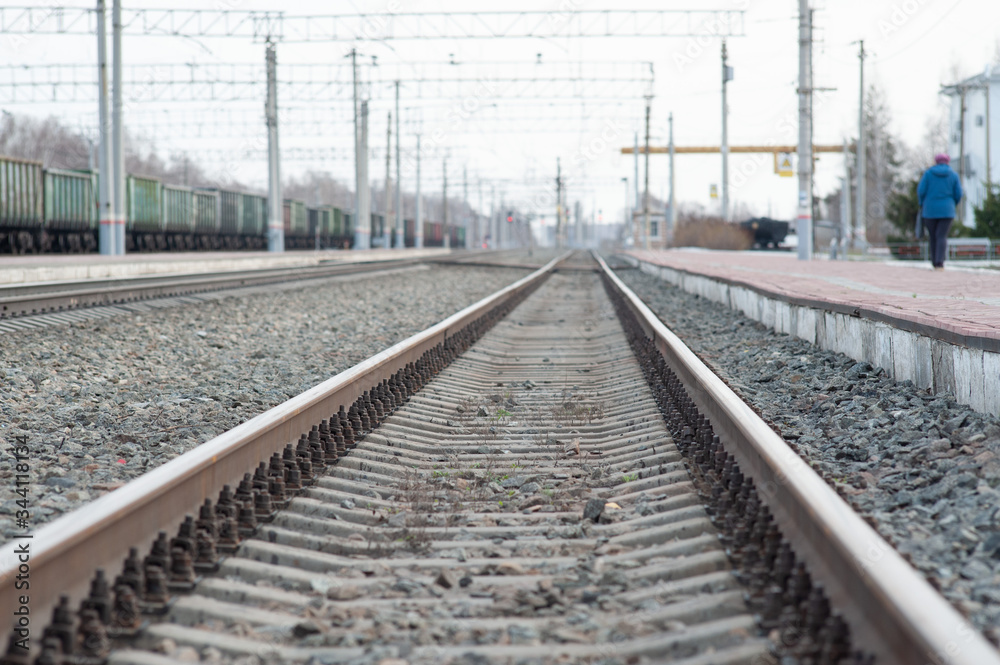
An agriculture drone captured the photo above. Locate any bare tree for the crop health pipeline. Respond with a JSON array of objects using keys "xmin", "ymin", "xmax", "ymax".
[{"xmin": 0, "ymin": 114, "xmax": 92, "ymax": 169}]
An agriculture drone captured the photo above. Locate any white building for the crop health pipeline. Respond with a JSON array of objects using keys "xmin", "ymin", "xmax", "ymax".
[{"xmin": 943, "ymin": 67, "xmax": 999, "ymax": 226}]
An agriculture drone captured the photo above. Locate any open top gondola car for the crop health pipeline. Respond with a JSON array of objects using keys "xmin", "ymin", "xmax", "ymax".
[
  {"xmin": 0, "ymin": 156, "xmax": 44, "ymax": 254},
  {"xmin": 44, "ymin": 168, "xmax": 98, "ymax": 252}
]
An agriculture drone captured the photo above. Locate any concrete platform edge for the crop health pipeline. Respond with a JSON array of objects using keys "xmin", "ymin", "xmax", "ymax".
[
  {"xmin": 623, "ymin": 255, "xmax": 999, "ymax": 418},
  {"xmin": 0, "ymin": 248, "xmax": 452, "ymax": 286}
]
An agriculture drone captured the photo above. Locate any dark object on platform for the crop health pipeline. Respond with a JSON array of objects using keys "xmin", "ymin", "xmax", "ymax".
[{"xmin": 740, "ymin": 217, "xmax": 789, "ymax": 249}]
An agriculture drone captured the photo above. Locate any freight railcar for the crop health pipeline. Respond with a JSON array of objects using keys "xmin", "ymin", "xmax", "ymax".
[
  {"xmin": 126, "ymin": 174, "xmax": 164, "ymax": 251},
  {"xmin": 332, "ymin": 207, "xmax": 352, "ymax": 248},
  {"xmin": 44, "ymin": 168, "xmax": 97, "ymax": 252},
  {"xmin": 0, "ymin": 156, "xmax": 44, "ymax": 253},
  {"xmin": 283, "ymin": 199, "xmax": 309, "ymax": 249},
  {"xmin": 241, "ymin": 193, "xmax": 268, "ymax": 249},
  {"xmin": 0, "ymin": 153, "xmax": 462, "ymax": 254}
]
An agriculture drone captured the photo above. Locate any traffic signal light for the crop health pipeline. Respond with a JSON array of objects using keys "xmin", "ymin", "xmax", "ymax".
[{"xmin": 506, "ymin": 211, "xmax": 513, "ymax": 223}]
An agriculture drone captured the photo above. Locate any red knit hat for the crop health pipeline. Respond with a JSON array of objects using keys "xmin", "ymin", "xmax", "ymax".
[{"xmin": 934, "ymin": 153, "xmax": 950, "ymax": 164}]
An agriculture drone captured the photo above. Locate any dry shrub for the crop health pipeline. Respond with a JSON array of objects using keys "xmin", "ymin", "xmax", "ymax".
[{"xmin": 673, "ymin": 215, "xmax": 752, "ymax": 250}]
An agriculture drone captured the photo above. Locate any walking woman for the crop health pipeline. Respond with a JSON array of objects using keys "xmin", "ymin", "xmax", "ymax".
[{"xmin": 917, "ymin": 153, "xmax": 963, "ymax": 270}]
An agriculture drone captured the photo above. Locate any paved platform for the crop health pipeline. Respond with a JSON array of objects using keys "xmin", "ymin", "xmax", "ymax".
[
  {"xmin": 624, "ymin": 249, "xmax": 1000, "ymax": 417},
  {"xmin": 0, "ymin": 248, "xmax": 452, "ymax": 285}
]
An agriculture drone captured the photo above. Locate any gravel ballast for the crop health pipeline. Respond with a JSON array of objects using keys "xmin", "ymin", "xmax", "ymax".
[
  {"xmin": 619, "ymin": 266, "xmax": 1000, "ymax": 642},
  {"xmin": 0, "ymin": 265, "xmax": 530, "ymax": 542}
]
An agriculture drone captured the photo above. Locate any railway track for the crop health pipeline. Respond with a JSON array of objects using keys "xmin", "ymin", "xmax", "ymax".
[
  {"xmin": 2, "ymin": 252, "xmax": 997, "ymax": 665},
  {"xmin": 0, "ymin": 251, "xmax": 511, "ymax": 329},
  {"xmin": 0, "ymin": 259, "xmax": 428, "ymax": 322}
]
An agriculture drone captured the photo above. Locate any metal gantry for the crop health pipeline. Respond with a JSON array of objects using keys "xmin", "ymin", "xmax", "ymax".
[
  {"xmin": 0, "ymin": 6, "xmax": 746, "ymax": 252},
  {"xmin": 0, "ymin": 68, "xmax": 654, "ymax": 104},
  {"xmin": 0, "ymin": 8, "xmax": 744, "ymax": 41}
]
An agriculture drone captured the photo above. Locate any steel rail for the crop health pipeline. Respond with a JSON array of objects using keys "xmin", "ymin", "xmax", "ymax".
[
  {"xmin": 597, "ymin": 253, "xmax": 1000, "ymax": 665},
  {"xmin": 0, "ymin": 257, "xmax": 434, "ymax": 319},
  {"xmin": 0, "ymin": 253, "xmax": 566, "ymax": 648}
]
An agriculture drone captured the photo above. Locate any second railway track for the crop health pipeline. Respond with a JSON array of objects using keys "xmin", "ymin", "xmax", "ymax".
[
  {"xmin": 2, "ymin": 253, "xmax": 998, "ymax": 665},
  {"xmin": 0, "ymin": 254, "xmax": 489, "ymax": 322}
]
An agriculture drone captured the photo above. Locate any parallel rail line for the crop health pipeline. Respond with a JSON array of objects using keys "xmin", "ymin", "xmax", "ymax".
[
  {"xmin": 0, "ymin": 252, "xmax": 996, "ymax": 665},
  {"xmin": 0, "ymin": 259, "xmax": 432, "ymax": 320}
]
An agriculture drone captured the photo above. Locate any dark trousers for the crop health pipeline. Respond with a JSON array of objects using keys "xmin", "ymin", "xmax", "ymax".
[{"xmin": 923, "ymin": 217, "xmax": 952, "ymax": 267}]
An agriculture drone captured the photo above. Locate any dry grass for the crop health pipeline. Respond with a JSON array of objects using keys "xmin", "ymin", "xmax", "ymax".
[{"xmin": 673, "ymin": 216, "xmax": 753, "ymax": 250}]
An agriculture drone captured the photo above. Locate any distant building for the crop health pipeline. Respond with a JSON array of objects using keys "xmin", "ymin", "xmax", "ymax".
[
  {"xmin": 942, "ymin": 68, "xmax": 999, "ymax": 226},
  {"xmin": 630, "ymin": 209, "xmax": 671, "ymax": 248}
]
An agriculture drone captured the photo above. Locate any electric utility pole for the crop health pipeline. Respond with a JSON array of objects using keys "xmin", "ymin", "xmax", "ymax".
[
  {"xmin": 112, "ymin": 0, "xmax": 124, "ymax": 254},
  {"xmin": 443, "ymin": 158, "xmax": 450, "ymax": 249},
  {"xmin": 643, "ymin": 96, "xmax": 652, "ymax": 249},
  {"xmin": 351, "ymin": 49, "xmax": 369, "ymax": 249},
  {"xmin": 384, "ymin": 111, "xmax": 392, "ymax": 248},
  {"xmin": 463, "ymin": 165, "xmax": 470, "ymax": 249},
  {"xmin": 668, "ymin": 112, "xmax": 675, "ymax": 241},
  {"xmin": 633, "ymin": 131, "xmax": 640, "ymax": 214},
  {"xmin": 96, "ymin": 0, "xmax": 114, "ymax": 256},
  {"xmin": 394, "ymin": 80, "xmax": 403, "ymax": 248},
  {"xmin": 796, "ymin": 0, "xmax": 813, "ymax": 260},
  {"xmin": 556, "ymin": 157, "xmax": 563, "ymax": 248},
  {"xmin": 490, "ymin": 185, "xmax": 497, "ymax": 249},
  {"xmin": 265, "ymin": 40, "xmax": 284, "ymax": 252},
  {"xmin": 721, "ymin": 39, "xmax": 731, "ymax": 221},
  {"xmin": 356, "ymin": 100, "xmax": 370, "ymax": 249},
  {"xmin": 958, "ymin": 85, "xmax": 967, "ymax": 224},
  {"xmin": 414, "ymin": 134, "xmax": 422, "ymax": 248},
  {"xmin": 855, "ymin": 40, "xmax": 866, "ymax": 249}
]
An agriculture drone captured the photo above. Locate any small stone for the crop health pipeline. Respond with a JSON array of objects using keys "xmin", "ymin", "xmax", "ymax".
[
  {"xmin": 340, "ymin": 499, "xmax": 356, "ymax": 510},
  {"xmin": 293, "ymin": 620, "xmax": 323, "ymax": 637},
  {"xmin": 519, "ymin": 482, "xmax": 541, "ymax": 495},
  {"xmin": 521, "ymin": 495, "xmax": 548, "ymax": 510},
  {"xmin": 507, "ymin": 624, "xmax": 541, "ymax": 644},
  {"xmin": 435, "ymin": 569, "xmax": 458, "ymax": 589},
  {"xmin": 327, "ymin": 585, "xmax": 362, "ymax": 601},
  {"xmin": 459, "ymin": 576, "xmax": 473, "ymax": 587},
  {"xmin": 497, "ymin": 561, "xmax": 525, "ymax": 576},
  {"xmin": 960, "ymin": 560, "xmax": 993, "ymax": 580},
  {"xmin": 501, "ymin": 476, "xmax": 526, "ymax": 489},
  {"xmin": 154, "ymin": 638, "xmax": 177, "ymax": 655},
  {"xmin": 200, "ymin": 647, "xmax": 223, "ymax": 663},
  {"xmin": 388, "ymin": 512, "xmax": 407, "ymax": 528},
  {"xmin": 174, "ymin": 646, "xmax": 200, "ymax": 662},
  {"xmin": 44, "ymin": 476, "xmax": 76, "ymax": 489},
  {"xmin": 583, "ymin": 498, "xmax": 605, "ymax": 522}
]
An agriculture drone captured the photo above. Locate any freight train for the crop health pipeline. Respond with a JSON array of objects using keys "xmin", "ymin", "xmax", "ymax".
[{"xmin": 0, "ymin": 155, "xmax": 465, "ymax": 254}]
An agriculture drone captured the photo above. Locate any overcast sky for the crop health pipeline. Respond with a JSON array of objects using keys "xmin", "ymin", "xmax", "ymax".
[{"xmin": 4, "ymin": 0, "xmax": 999, "ymax": 225}]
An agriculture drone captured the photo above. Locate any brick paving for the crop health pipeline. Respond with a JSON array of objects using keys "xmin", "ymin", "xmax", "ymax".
[{"xmin": 627, "ymin": 249, "xmax": 1000, "ymax": 344}]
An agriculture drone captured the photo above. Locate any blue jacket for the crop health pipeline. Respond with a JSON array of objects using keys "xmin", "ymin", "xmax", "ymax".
[{"xmin": 918, "ymin": 163, "xmax": 963, "ymax": 219}]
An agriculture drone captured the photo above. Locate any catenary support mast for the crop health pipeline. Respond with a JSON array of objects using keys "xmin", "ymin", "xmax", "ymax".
[
  {"xmin": 796, "ymin": 0, "xmax": 813, "ymax": 260},
  {"xmin": 265, "ymin": 41, "xmax": 284, "ymax": 252}
]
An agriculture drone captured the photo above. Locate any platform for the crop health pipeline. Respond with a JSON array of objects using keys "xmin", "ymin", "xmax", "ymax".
[
  {"xmin": 624, "ymin": 249, "xmax": 1000, "ymax": 417},
  {"xmin": 0, "ymin": 248, "xmax": 452, "ymax": 285}
]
